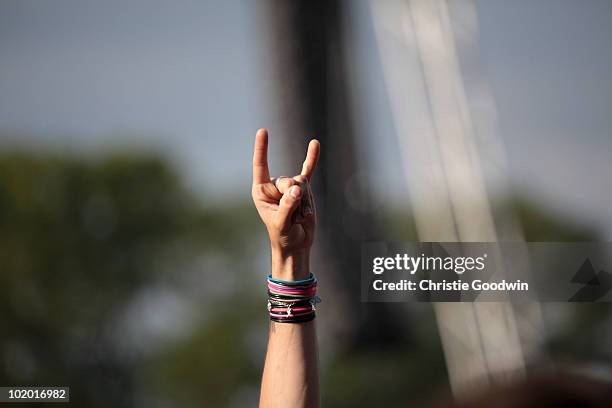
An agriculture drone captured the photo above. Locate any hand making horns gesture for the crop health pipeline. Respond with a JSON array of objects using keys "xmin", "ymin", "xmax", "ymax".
[{"xmin": 251, "ymin": 129, "xmax": 320, "ymax": 280}]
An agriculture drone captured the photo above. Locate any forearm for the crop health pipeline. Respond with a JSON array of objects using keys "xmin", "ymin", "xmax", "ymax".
[
  {"xmin": 252, "ymin": 129, "xmax": 321, "ymax": 407},
  {"xmin": 259, "ymin": 251, "xmax": 320, "ymax": 408}
]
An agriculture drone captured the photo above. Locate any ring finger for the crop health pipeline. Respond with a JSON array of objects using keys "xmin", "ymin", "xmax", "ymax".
[{"xmin": 272, "ymin": 176, "xmax": 298, "ymax": 194}]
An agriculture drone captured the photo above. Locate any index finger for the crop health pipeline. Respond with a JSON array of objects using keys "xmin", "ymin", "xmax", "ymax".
[
  {"xmin": 252, "ymin": 128, "xmax": 271, "ymax": 184},
  {"xmin": 300, "ymin": 139, "xmax": 320, "ymax": 180}
]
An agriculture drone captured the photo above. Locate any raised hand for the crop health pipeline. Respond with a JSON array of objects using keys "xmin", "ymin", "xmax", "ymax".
[{"xmin": 251, "ymin": 128, "xmax": 320, "ymax": 280}]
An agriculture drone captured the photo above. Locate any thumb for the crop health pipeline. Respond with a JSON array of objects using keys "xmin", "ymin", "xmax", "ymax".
[{"xmin": 276, "ymin": 185, "xmax": 302, "ymax": 231}]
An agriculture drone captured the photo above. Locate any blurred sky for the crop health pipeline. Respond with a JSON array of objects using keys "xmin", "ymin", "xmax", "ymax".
[{"xmin": 1, "ymin": 0, "xmax": 611, "ymax": 237}]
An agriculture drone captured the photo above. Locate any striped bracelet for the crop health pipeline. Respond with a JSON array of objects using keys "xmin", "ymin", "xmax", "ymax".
[{"xmin": 267, "ymin": 273, "xmax": 320, "ymax": 323}]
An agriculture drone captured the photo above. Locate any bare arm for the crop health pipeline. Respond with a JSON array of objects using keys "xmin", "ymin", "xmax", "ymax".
[
  {"xmin": 260, "ymin": 298, "xmax": 319, "ymax": 407},
  {"xmin": 251, "ymin": 129, "xmax": 321, "ymax": 408}
]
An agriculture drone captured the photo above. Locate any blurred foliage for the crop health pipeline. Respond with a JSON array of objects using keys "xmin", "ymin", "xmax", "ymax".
[
  {"xmin": 0, "ymin": 151, "xmax": 264, "ymax": 407},
  {"xmin": 512, "ymin": 198, "xmax": 598, "ymax": 241},
  {"xmin": 0, "ymin": 150, "xmax": 610, "ymax": 407},
  {"xmin": 322, "ymin": 305, "xmax": 447, "ymax": 408},
  {"xmin": 142, "ymin": 306, "xmax": 265, "ymax": 407}
]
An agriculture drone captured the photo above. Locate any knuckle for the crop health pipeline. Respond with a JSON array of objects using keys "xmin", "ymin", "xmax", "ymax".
[
  {"xmin": 278, "ymin": 177, "xmax": 296, "ymax": 190},
  {"xmin": 280, "ymin": 197, "xmax": 294, "ymax": 208}
]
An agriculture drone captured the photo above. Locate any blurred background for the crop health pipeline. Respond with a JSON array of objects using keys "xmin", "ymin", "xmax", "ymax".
[{"xmin": 1, "ymin": 0, "xmax": 611, "ymax": 406}]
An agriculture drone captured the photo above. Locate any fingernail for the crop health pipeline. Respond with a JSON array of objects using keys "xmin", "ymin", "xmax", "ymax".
[{"xmin": 290, "ymin": 185, "xmax": 301, "ymax": 198}]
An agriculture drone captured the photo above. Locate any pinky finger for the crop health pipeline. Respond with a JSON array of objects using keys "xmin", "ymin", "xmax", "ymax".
[{"xmin": 301, "ymin": 139, "xmax": 320, "ymax": 180}]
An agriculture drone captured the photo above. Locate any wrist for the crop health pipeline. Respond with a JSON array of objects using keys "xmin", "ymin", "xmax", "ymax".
[{"xmin": 271, "ymin": 248, "xmax": 310, "ymax": 281}]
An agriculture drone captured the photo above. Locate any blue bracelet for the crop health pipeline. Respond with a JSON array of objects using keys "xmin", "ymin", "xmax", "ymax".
[{"xmin": 267, "ymin": 273, "xmax": 315, "ymax": 285}]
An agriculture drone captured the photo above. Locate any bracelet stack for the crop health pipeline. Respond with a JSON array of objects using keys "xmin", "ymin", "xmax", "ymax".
[{"xmin": 267, "ymin": 273, "xmax": 320, "ymax": 323}]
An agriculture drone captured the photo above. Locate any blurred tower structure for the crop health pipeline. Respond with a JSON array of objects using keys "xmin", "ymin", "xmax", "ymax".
[
  {"xmin": 262, "ymin": 0, "xmax": 409, "ymax": 350},
  {"xmin": 370, "ymin": 0, "xmax": 545, "ymax": 398}
]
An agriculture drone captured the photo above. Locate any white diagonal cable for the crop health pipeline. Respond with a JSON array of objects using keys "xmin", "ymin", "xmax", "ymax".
[{"xmin": 369, "ymin": 0, "xmax": 538, "ymax": 396}]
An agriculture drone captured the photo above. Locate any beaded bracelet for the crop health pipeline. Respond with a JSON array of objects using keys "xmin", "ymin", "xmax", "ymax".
[{"xmin": 267, "ymin": 273, "xmax": 320, "ymax": 323}]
